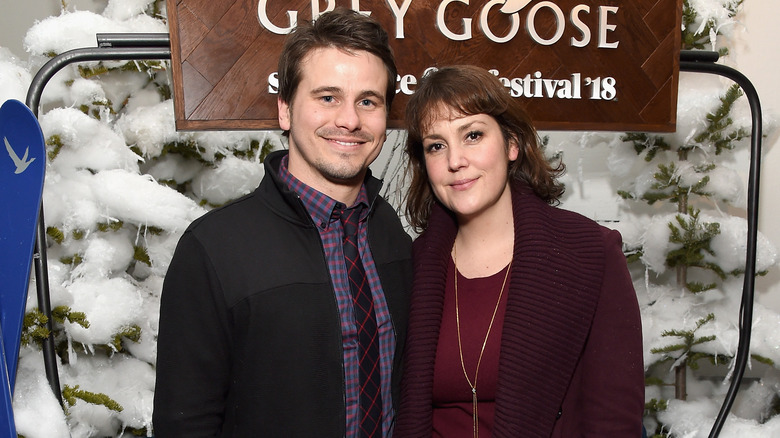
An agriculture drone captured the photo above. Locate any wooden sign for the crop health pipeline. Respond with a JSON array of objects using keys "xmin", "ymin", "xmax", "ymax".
[{"xmin": 166, "ymin": 0, "xmax": 682, "ymax": 132}]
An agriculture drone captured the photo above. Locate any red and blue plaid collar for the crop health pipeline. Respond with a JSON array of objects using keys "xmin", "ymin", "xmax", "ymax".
[{"xmin": 278, "ymin": 154, "xmax": 369, "ymax": 231}]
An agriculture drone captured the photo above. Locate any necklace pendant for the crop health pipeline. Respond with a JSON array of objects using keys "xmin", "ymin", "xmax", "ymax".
[{"xmin": 454, "ymin": 243, "xmax": 512, "ymax": 438}]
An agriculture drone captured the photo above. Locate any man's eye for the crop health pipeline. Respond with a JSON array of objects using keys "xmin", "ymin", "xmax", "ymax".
[
  {"xmin": 321, "ymin": 96, "xmax": 334, "ymax": 103},
  {"xmin": 360, "ymin": 99, "xmax": 377, "ymax": 107}
]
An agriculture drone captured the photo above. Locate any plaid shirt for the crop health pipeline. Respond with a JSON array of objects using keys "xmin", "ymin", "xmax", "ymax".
[{"xmin": 279, "ymin": 156, "xmax": 396, "ymax": 437}]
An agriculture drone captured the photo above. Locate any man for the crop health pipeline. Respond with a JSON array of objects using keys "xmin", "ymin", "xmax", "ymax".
[{"xmin": 153, "ymin": 8, "xmax": 412, "ymax": 437}]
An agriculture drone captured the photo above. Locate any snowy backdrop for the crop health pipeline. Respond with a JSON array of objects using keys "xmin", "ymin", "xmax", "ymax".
[{"xmin": 1, "ymin": 0, "xmax": 779, "ymax": 437}]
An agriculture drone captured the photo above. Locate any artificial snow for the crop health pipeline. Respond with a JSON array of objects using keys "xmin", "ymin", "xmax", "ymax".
[
  {"xmin": 0, "ymin": 48, "xmax": 31, "ymax": 104},
  {"xmin": 116, "ymin": 100, "xmax": 178, "ymax": 158},
  {"xmin": 24, "ymin": 10, "xmax": 166, "ymax": 56},
  {"xmin": 60, "ymin": 354, "xmax": 155, "ymax": 437},
  {"xmin": 70, "ymin": 232, "xmax": 135, "ymax": 279},
  {"xmin": 12, "ymin": 351, "xmax": 70, "ymax": 438},
  {"xmin": 90, "ymin": 169, "xmax": 206, "ymax": 232},
  {"xmin": 660, "ymin": 397, "xmax": 780, "ymax": 437},
  {"xmin": 192, "ymin": 155, "xmax": 265, "ymax": 205},
  {"xmin": 65, "ymin": 277, "xmax": 144, "ymax": 347},
  {"xmin": 40, "ymin": 107, "xmax": 141, "ymax": 173},
  {"xmin": 104, "ymin": 0, "xmax": 161, "ymax": 22}
]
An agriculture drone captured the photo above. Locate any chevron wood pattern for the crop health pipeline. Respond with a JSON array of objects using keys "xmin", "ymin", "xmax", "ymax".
[{"xmin": 167, "ymin": 0, "xmax": 682, "ymax": 132}]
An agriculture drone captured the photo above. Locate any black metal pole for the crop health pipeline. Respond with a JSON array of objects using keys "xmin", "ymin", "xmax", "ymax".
[
  {"xmin": 24, "ymin": 34, "xmax": 170, "ymax": 406},
  {"xmin": 679, "ymin": 50, "xmax": 763, "ymax": 438},
  {"xmin": 96, "ymin": 33, "xmax": 172, "ymax": 48},
  {"xmin": 27, "ymin": 44, "xmax": 171, "ymax": 114}
]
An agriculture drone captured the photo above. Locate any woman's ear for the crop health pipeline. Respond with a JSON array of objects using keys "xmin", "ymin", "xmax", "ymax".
[{"xmin": 508, "ymin": 137, "xmax": 520, "ymax": 161}]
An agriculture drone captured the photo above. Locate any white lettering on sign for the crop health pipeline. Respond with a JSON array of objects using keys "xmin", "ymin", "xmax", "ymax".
[
  {"xmin": 267, "ymin": 67, "xmax": 617, "ymax": 101},
  {"xmin": 268, "ymin": 72, "xmax": 279, "ymax": 93},
  {"xmin": 386, "ymin": 0, "xmax": 413, "ymax": 38},
  {"xmin": 480, "ymin": 0, "xmax": 520, "ymax": 43},
  {"xmin": 486, "ymin": 69, "xmax": 617, "ymax": 100},
  {"xmin": 257, "ymin": 0, "xmax": 297, "ymax": 33},
  {"xmin": 398, "ymin": 74, "xmax": 417, "ymax": 94},
  {"xmin": 436, "ymin": 0, "xmax": 472, "ymax": 41},
  {"xmin": 598, "ymin": 6, "xmax": 619, "ymax": 48},
  {"xmin": 257, "ymin": 1, "xmax": 620, "ymax": 48},
  {"xmin": 570, "ymin": 4, "xmax": 590, "ymax": 47},
  {"xmin": 526, "ymin": 1, "xmax": 565, "ymax": 45},
  {"xmin": 258, "ymin": 0, "xmax": 372, "ymax": 34}
]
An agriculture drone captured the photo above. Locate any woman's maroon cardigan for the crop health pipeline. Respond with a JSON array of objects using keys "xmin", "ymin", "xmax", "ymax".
[{"xmin": 395, "ymin": 182, "xmax": 644, "ymax": 437}]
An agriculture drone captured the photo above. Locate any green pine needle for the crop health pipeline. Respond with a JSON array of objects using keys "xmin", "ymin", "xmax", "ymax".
[{"xmin": 62, "ymin": 385, "xmax": 124, "ymax": 413}]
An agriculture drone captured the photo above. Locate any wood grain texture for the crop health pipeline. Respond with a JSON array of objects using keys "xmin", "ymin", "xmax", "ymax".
[{"xmin": 166, "ymin": 0, "xmax": 682, "ymax": 132}]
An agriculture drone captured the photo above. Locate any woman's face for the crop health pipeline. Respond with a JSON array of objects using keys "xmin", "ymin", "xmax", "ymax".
[{"xmin": 421, "ymin": 108, "xmax": 519, "ymax": 222}]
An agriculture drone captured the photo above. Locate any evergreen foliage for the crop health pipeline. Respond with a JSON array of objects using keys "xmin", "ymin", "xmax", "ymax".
[
  {"xmin": 618, "ymin": 1, "xmax": 779, "ymax": 435},
  {"xmin": 110, "ymin": 325, "xmax": 142, "ymax": 353},
  {"xmin": 620, "ymin": 132, "xmax": 672, "ymax": 162},
  {"xmin": 650, "ymin": 313, "xmax": 718, "ymax": 370},
  {"xmin": 692, "ymin": 84, "xmax": 750, "ymax": 155},
  {"xmin": 666, "ymin": 209, "xmax": 726, "ymax": 285},
  {"xmin": 20, "ymin": 309, "xmax": 50, "ymax": 347},
  {"xmin": 62, "ymin": 385, "xmax": 123, "ymax": 413},
  {"xmin": 681, "ymin": 0, "xmax": 743, "ymax": 55}
]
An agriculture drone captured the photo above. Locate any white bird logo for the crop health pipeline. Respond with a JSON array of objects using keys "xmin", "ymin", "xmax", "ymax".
[
  {"xmin": 501, "ymin": 0, "xmax": 533, "ymax": 14},
  {"xmin": 4, "ymin": 136, "xmax": 36, "ymax": 174}
]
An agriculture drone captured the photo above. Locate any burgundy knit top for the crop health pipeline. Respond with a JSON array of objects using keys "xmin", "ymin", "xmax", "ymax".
[{"xmin": 431, "ymin": 259, "xmax": 510, "ymax": 437}]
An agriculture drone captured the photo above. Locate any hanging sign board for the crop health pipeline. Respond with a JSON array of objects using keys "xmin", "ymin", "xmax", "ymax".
[{"xmin": 166, "ymin": 0, "xmax": 682, "ymax": 132}]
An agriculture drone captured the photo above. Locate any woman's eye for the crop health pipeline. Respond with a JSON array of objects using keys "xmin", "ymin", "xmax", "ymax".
[
  {"xmin": 466, "ymin": 130, "xmax": 483, "ymax": 141},
  {"xmin": 424, "ymin": 143, "xmax": 444, "ymax": 153}
]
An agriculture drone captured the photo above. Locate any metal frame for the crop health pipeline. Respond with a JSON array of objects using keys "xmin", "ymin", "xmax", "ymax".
[
  {"xmin": 25, "ymin": 33, "xmax": 171, "ymax": 406},
  {"xmin": 23, "ymin": 37, "xmax": 761, "ymax": 437},
  {"xmin": 679, "ymin": 50, "xmax": 763, "ymax": 438}
]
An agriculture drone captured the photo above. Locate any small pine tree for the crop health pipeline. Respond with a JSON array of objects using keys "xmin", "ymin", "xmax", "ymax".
[{"xmin": 613, "ymin": 1, "xmax": 778, "ymax": 435}]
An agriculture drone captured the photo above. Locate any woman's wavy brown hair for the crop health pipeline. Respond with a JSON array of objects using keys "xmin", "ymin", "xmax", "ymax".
[{"xmin": 404, "ymin": 65, "xmax": 565, "ymax": 233}]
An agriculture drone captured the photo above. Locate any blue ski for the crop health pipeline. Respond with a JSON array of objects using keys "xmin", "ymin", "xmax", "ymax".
[{"xmin": 0, "ymin": 98, "xmax": 46, "ymax": 433}]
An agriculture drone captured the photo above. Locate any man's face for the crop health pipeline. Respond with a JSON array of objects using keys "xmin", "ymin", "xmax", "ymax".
[{"xmin": 278, "ymin": 47, "xmax": 389, "ymax": 195}]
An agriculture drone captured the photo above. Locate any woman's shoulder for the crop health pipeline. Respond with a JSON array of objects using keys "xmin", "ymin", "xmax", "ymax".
[
  {"xmin": 553, "ymin": 206, "xmax": 626, "ymax": 251},
  {"xmin": 556, "ymin": 206, "xmax": 624, "ymax": 240}
]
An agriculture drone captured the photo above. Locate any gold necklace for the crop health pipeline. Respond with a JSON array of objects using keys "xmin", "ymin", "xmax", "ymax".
[{"xmin": 453, "ymin": 243, "xmax": 512, "ymax": 438}]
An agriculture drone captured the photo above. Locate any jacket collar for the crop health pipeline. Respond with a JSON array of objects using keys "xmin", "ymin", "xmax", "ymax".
[{"xmin": 260, "ymin": 149, "xmax": 384, "ymax": 224}]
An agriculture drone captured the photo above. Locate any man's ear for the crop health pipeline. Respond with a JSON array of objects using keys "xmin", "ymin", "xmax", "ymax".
[{"xmin": 278, "ymin": 97, "xmax": 291, "ymax": 131}]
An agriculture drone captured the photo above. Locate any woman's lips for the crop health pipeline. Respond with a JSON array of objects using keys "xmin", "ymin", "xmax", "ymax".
[{"xmin": 450, "ymin": 177, "xmax": 477, "ymax": 190}]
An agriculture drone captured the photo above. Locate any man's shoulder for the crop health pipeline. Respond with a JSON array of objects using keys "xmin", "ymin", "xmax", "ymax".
[
  {"xmin": 183, "ymin": 177, "xmax": 295, "ymax": 242},
  {"xmin": 186, "ymin": 190, "xmax": 263, "ymax": 233}
]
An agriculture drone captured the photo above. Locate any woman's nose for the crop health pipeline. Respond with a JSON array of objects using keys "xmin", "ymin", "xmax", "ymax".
[{"xmin": 447, "ymin": 146, "xmax": 466, "ymax": 171}]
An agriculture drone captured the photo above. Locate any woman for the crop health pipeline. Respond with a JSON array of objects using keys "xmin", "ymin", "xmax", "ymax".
[{"xmin": 396, "ymin": 65, "xmax": 644, "ymax": 438}]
